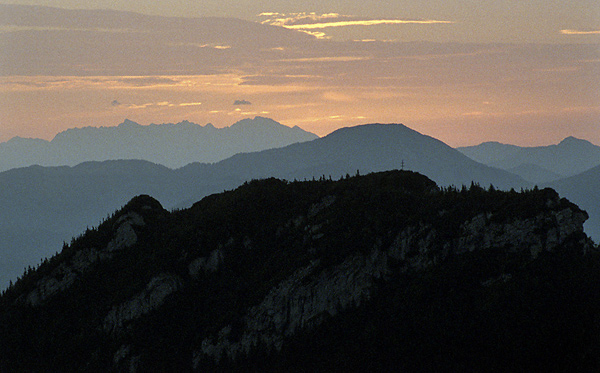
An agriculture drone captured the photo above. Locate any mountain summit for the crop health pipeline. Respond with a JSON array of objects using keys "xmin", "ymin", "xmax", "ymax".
[
  {"xmin": 207, "ymin": 123, "xmax": 526, "ymax": 190},
  {"xmin": 0, "ymin": 117, "xmax": 318, "ymax": 171}
]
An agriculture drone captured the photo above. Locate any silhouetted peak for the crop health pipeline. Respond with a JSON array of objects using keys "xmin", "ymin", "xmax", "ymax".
[
  {"xmin": 558, "ymin": 136, "xmax": 589, "ymax": 146},
  {"xmin": 231, "ymin": 116, "xmax": 280, "ymax": 128},
  {"xmin": 121, "ymin": 194, "xmax": 165, "ymax": 215},
  {"xmin": 118, "ymin": 119, "xmax": 141, "ymax": 127},
  {"xmin": 326, "ymin": 123, "xmax": 415, "ymax": 138}
]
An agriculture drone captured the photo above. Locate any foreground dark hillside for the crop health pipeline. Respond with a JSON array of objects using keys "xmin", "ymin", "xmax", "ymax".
[{"xmin": 1, "ymin": 171, "xmax": 598, "ymax": 371}]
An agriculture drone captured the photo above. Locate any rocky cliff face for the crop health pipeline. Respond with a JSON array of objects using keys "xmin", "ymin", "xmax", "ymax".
[
  {"xmin": 193, "ymin": 192, "xmax": 591, "ymax": 365},
  {"xmin": 0, "ymin": 171, "xmax": 596, "ymax": 372},
  {"xmin": 197, "ymin": 249, "xmax": 389, "ymax": 364}
]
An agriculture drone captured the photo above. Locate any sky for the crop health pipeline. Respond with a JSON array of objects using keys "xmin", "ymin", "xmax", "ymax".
[{"xmin": 0, "ymin": 1, "xmax": 599, "ymax": 146}]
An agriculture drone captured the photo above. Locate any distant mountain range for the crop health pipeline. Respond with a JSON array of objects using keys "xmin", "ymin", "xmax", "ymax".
[
  {"xmin": 457, "ymin": 137, "xmax": 600, "ymax": 183},
  {"xmin": 0, "ymin": 122, "xmax": 527, "ymax": 289},
  {"xmin": 0, "ymin": 117, "xmax": 318, "ymax": 171}
]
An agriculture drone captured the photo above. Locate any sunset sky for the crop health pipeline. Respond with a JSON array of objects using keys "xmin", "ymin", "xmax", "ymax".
[{"xmin": 0, "ymin": 1, "xmax": 598, "ymax": 146}]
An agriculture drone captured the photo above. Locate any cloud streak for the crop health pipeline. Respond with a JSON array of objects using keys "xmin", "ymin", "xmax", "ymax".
[
  {"xmin": 561, "ymin": 29, "xmax": 600, "ymax": 35},
  {"xmin": 260, "ymin": 12, "xmax": 453, "ymax": 30},
  {"xmin": 284, "ymin": 19, "xmax": 454, "ymax": 29}
]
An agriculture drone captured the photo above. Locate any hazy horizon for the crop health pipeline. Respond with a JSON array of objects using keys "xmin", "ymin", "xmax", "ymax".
[
  {"xmin": 0, "ymin": 2, "xmax": 598, "ymax": 147},
  {"xmin": 1, "ymin": 117, "xmax": 599, "ymax": 149}
]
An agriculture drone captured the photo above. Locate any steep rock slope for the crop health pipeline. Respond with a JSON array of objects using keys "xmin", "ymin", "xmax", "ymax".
[{"xmin": 1, "ymin": 171, "xmax": 597, "ymax": 371}]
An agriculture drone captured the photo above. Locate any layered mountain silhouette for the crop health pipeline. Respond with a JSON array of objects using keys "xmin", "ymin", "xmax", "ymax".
[
  {"xmin": 457, "ymin": 137, "xmax": 600, "ymax": 183},
  {"xmin": 0, "ymin": 117, "xmax": 318, "ymax": 171},
  {"xmin": 1, "ymin": 171, "xmax": 597, "ymax": 371},
  {"xmin": 0, "ymin": 122, "xmax": 527, "ymax": 289}
]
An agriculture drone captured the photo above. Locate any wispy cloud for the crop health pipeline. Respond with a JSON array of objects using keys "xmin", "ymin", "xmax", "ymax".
[
  {"xmin": 560, "ymin": 29, "xmax": 600, "ymax": 35},
  {"xmin": 259, "ymin": 12, "xmax": 453, "ymax": 39},
  {"xmin": 127, "ymin": 101, "xmax": 174, "ymax": 109},
  {"xmin": 277, "ymin": 56, "xmax": 370, "ymax": 63},
  {"xmin": 284, "ymin": 19, "xmax": 454, "ymax": 29},
  {"xmin": 172, "ymin": 43, "xmax": 232, "ymax": 50},
  {"xmin": 127, "ymin": 101, "xmax": 204, "ymax": 109},
  {"xmin": 260, "ymin": 12, "xmax": 453, "ymax": 30}
]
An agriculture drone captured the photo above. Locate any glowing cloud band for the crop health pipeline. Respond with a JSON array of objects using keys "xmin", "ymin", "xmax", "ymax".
[
  {"xmin": 561, "ymin": 29, "xmax": 600, "ymax": 35},
  {"xmin": 281, "ymin": 19, "xmax": 453, "ymax": 29}
]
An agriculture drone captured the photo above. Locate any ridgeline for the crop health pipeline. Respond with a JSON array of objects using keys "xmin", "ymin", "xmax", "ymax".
[{"xmin": 1, "ymin": 170, "xmax": 598, "ymax": 371}]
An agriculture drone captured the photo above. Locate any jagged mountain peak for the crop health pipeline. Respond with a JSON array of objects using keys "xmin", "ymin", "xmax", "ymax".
[{"xmin": 0, "ymin": 117, "xmax": 318, "ymax": 171}]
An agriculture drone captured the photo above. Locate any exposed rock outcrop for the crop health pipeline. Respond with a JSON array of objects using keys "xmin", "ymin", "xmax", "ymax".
[
  {"xmin": 106, "ymin": 212, "xmax": 145, "ymax": 252},
  {"xmin": 195, "ymin": 194, "xmax": 590, "ymax": 364},
  {"xmin": 196, "ymin": 248, "xmax": 389, "ymax": 364},
  {"xmin": 103, "ymin": 273, "xmax": 183, "ymax": 334},
  {"xmin": 188, "ymin": 249, "xmax": 224, "ymax": 278},
  {"xmin": 457, "ymin": 207, "xmax": 589, "ymax": 258}
]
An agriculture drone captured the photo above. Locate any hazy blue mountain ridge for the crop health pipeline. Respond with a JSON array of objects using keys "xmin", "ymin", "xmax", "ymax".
[
  {"xmin": 204, "ymin": 123, "xmax": 527, "ymax": 188},
  {"xmin": 0, "ymin": 161, "xmax": 187, "ymax": 287},
  {"xmin": 505, "ymin": 163, "xmax": 564, "ymax": 184},
  {"xmin": 0, "ymin": 117, "xmax": 318, "ymax": 171},
  {"xmin": 457, "ymin": 137, "xmax": 600, "ymax": 183}
]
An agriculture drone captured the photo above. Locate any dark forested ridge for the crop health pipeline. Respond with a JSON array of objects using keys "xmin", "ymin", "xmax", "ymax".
[{"xmin": 1, "ymin": 170, "xmax": 599, "ymax": 371}]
